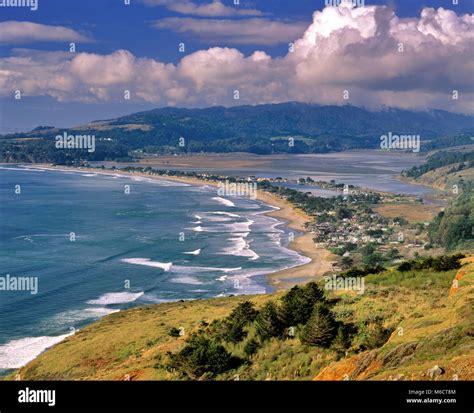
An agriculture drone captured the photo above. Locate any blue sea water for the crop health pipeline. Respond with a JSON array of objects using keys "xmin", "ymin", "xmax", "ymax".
[{"xmin": 0, "ymin": 166, "xmax": 307, "ymax": 372}]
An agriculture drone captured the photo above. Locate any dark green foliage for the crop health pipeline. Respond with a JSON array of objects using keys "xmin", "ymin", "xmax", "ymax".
[
  {"xmin": 429, "ymin": 186, "xmax": 473, "ymax": 250},
  {"xmin": 255, "ymin": 302, "xmax": 285, "ymax": 341},
  {"xmin": 168, "ymin": 327, "xmax": 181, "ymax": 338},
  {"xmin": 212, "ymin": 301, "xmax": 258, "ymax": 344},
  {"xmin": 280, "ymin": 282, "xmax": 326, "ymax": 327},
  {"xmin": 397, "ymin": 261, "xmax": 413, "ymax": 272},
  {"xmin": 3, "ymin": 104, "xmax": 473, "ymax": 162},
  {"xmin": 341, "ymin": 265, "xmax": 385, "ymax": 278},
  {"xmin": 216, "ymin": 319, "xmax": 248, "ymax": 344},
  {"xmin": 359, "ymin": 243, "xmax": 376, "ymax": 257},
  {"xmin": 397, "ymin": 254, "xmax": 465, "ymax": 273},
  {"xmin": 336, "ymin": 207, "xmax": 353, "ymax": 219},
  {"xmin": 300, "ymin": 304, "xmax": 337, "ymax": 347},
  {"xmin": 344, "ymin": 242, "xmax": 358, "ymax": 252},
  {"xmin": 229, "ymin": 301, "xmax": 258, "ymax": 324},
  {"xmin": 331, "ymin": 325, "xmax": 352, "ymax": 356},
  {"xmin": 357, "ymin": 321, "xmax": 392, "ymax": 350},
  {"xmin": 0, "ymin": 138, "xmax": 130, "ymax": 164},
  {"xmin": 363, "ymin": 252, "xmax": 384, "ymax": 267},
  {"xmin": 404, "ymin": 150, "xmax": 474, "ymax": 178},
  {"xmin": 366, "ymin": 229, "xmax": 384, "ymax": 237},
  {"xmin": 393, "ymin": 216, "xmax": 408, "ymax": 225},
  {"xmin": 243, "ymin": 338, "xmax": 260, "ymax": 358},
  {"xmin": 385, "ymin": 248, "xmax": 401, "ymax": 261},
  {"xmin": 167, "ymin": 334, "xmax": 240, "ymax": 379},
  {"xmin": 341, "ymin": 256, "xmax": 354, "ymax": 269}
]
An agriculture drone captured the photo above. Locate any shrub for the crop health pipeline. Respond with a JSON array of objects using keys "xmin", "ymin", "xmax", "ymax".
[
  {"xmin": 229, "ymin": 301, "xmax": 258, "ymax": 324},
  {"xmin": 332, "ymin": 305, "xmax": 354, "ymax": 320},
  {"xmin": 394, "ymin": 216, "xmax": 408, "ymax": 225},
  {"xmin": 331, "ymin": 324, "xmax": 352, "ymax": 356},
  {"xmin": 336, "ymin": 207, "xmax": 353, "ymax": 219},
  {"xmin": 357, "ymin": 321, "xmax": 392, "ymax": 350},
  {"xmin": 385, "ymin": 248, "xmax": 400, "ymax": 261},
  {"xmin": 397, "ymin": 254, "xmax": 464, "ymax": 273},
  {"xmin": 212, "ymin": 301, "xmax": 258, "ymax": 344},
  {"xmin": 280, "ymin": 282, "xmax": 325, "ymax": 327},
  {"xmin": 218, "ymin": 319, "xmax": 248, "ymax": 344},
  {"xmin": 431, "ymin": 254, "xmax": 464, "ymax": 272},
  {"xmin": 300, "ymin": 304, "xmax": 337, "ymax": 347},
  {"xmin": 397, "ymin": 261, "xmax": 413, "ymax": 272},
  {"xmin": 341, "ymin": 256, "xmax": 354, "ymax": 270},
  {"xmin": 243, "ymin": 338, "xmax": 260, "ymax": 358},
  {"xmin": 363, "ymin": 252, "xmax": 384, "ymax": 267},
  {"xmin": 167, "ymin": 334, "xmax": 240, "ymax": 379},
  {"xmin": 255, "ymin": 302, "xmax": 285, "ymax": 341},
  {"xmin": 168, "ymin": 327, "xmax": 181, "ymax": 338},
  {"xmin": 342, "ymin": 265, "xmax": 384, "ymax": 278}
]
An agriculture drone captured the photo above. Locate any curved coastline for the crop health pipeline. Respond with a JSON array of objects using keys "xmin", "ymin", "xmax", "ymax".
[
  {"xmin": 0, "ymin": 164, "xmax": 332, "ymax": 374},
  {"xmin": 31, "ymin": 165, "xmax": 333, "ymax": 290}
]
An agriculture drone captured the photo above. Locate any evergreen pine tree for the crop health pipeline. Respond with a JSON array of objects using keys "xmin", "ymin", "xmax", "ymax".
[
  {"xmin": 255, "ymin": 302, "xmax": 284, "ymax": 341},
  {"xmin": 280, "ymin": 282, "xmax": 325, "ymax": 327},
  {"xmin": 331, "ymin": 324, "xmax": 351, "ymax": 355},
  {"xmin": 300, "ymin": 304, "xmax": 336, "ymax": 347}
]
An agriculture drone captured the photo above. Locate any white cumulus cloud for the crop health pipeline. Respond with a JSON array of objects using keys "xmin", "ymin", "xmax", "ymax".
[{"xmin": 1, "ymin": 4, "xmax": 472, "ymax": 113}]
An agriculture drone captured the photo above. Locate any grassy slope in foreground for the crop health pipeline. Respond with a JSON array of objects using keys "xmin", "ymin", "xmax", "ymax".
[{"xmin": 10, "ymin": 257, "xmax": 473, "ymax": 381}]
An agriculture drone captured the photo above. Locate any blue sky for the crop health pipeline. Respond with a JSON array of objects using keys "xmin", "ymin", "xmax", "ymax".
[
  {"xmin": 0, "ymin": 0, "xmax": 473, "ymax": 132},
  {"xmin": 2, "ymin": 0, "xmax": 471, "ymax": 61}
]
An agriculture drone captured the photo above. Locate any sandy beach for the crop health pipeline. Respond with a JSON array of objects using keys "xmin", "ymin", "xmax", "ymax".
[
  {"xmin": 38, "ymin": 165, "xmax": 334, "ymax": 291},
  {"xmin": 255, "ymin": 191, "xmax": 334, "ymax": 290}
]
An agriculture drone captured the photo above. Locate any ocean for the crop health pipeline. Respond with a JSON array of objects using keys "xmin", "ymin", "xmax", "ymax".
[{"xmin": 0, "ymin": 166, "xmax": 307, "ymax": 373}]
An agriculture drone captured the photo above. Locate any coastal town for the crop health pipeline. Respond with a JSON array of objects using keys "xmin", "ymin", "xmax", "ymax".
[{"xmin": 71, "ymin": 163, "xmax": 436, "ymax": 272}]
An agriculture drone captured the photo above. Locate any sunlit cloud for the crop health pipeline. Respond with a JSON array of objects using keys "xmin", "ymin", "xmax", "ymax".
[{"xmin": 1, "ymin": 5, "xmax": 472, "ymax": 113}]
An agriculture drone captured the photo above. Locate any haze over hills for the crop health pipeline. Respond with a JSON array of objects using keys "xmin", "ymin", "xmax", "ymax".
[{"xmin": 1, "ymin": 103, "xmax": 474, "ymax": 163}]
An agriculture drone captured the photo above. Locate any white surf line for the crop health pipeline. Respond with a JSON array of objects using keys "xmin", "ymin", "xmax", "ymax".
[
  {"xmin": 121, "ymin": 258, "xmax": 173, "ymax": 271},
  {"xmin": 183, "ymin": 249, "xmax": 201, "ymax": 255}
]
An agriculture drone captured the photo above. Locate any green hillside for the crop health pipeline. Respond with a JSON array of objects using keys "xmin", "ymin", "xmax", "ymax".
[
  {"xmin": 429, "ymin": 185, "xmax": 474, "ymax": 251},
  {"xmin": 2, "ymin": 103, "xmax": 473, "ymax": 162},
  {"xmin": 9, "ymin": 255, "xmax": 473, "ymax": 381}
]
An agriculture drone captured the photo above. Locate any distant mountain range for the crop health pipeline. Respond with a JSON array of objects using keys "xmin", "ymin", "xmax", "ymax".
[{"xmin": 1, "ymin": 103, "xmax": 473, "ymax": 163}]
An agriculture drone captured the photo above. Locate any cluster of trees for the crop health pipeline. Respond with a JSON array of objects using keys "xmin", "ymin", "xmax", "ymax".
[
  {"xmin": 356, "ymin": 243, "xmax": 401, "ymax": 267},
  {"xmin": 340, "ymin": 264, "xmax": 386, "ymax": 278},
  {"xmin": 403, "ymin": 150, "xmax": 474, "ymax": 178},
  {"xmin": 2, "ymin": 103, "xmax": 473, "ymax": 162},
  {"xmin": 338, "ymin": 253, "xmax": 463, "ymax": 278},
  {"xmin": 109, "ymin": 103, "xmax": 473, "ymax": 145},
  {"xmin": 420, "ymin": 133, "xmax": 474, "ymax": 153},
  {"xmin": 396, "ymin": 254, "xmax": 465, "ymax": 273},
  {"xmin": 258, "ymin": 181, "xmax": 381, "ymax": 216},
  {"xmin": 429, "ymin": 185, "xmax": 473, "ymax": 250},
  {"xmin": 162, "ymin": 250, "xmax": 462, "ymax": 379},
  {"xmin": 164, "ymin": 282, "xmax": 391, "ymax": 379},
  {"xmin": 0, "ymin": 139, "xmax": 130, "ymax": 164}
]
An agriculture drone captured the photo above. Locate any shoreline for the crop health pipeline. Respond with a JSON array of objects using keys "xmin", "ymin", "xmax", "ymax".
[
  {"xmin": 394, "ymin": 174, "xmax": 449, "ymax": 206},
  {"xmin": 32, "ymin": 164, "xmax": 333, "ymax": 290},
  {"xmin": 0, "ymin": 163, "xmax": 333, "ymax": 374},
  {"xmin": 0, "ymin": 163, "xmax": 333, "ymax": 372},
  {"xmin": 257, "ymin": 191, "xmax": 334, "ymax": 290}
]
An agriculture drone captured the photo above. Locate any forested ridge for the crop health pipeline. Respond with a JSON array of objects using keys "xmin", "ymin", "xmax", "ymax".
[{"xmin": 2, "ymin": 103, "xmax": 473, "ymax": 162}]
